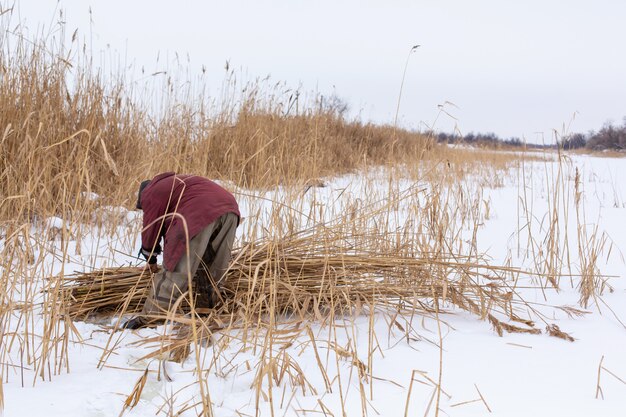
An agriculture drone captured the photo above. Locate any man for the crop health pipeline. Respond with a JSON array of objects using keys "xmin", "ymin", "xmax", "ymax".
[{"xmin": 124, "ymin": 172, "xmax": 240, "ymax": 329}]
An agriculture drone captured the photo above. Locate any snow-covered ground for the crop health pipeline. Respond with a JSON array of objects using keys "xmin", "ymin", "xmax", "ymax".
[{"xmin": 2, "ymin": 152, "xmax": 626, "ymax": 417}]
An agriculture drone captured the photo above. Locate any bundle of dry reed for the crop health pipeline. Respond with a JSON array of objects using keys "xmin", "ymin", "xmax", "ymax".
[
  {"xmin": 57, "ymin": 218, "xmax": 588, "ymax": 366},
  {"xmin": 61, "ymin": 227, "xmax": 539, "ymax": 338},
  {"xmin": 61, "ymin": 267, "xmax": 151, "ymax": 318}
]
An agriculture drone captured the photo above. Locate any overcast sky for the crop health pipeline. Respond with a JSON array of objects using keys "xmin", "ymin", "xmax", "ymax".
[{"xmin": 10, "ymin": 0, "xmax": 626, "ymax": 143}]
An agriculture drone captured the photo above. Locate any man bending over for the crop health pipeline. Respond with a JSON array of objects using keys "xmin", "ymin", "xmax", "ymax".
[{"xmin": 124, "ymin": 172, "xmax": 240, "ymax": 329}]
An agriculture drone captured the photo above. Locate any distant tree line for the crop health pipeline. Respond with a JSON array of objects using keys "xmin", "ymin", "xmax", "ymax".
[
  {"xmin": 561, "ymin": 117, "xmax": 626, "ymax": 151},
  {"xmin": 431, "ymin": 131, "xmax": 550, "ymax": 149},
  {"xmin": 430, "ymin": 116, "xmax": 626, "ymax": 152}
]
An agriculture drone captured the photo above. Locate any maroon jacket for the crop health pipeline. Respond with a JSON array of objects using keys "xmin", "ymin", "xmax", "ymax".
[{"xmin": 140, "ymin": 172, "xmax": 240, "ymax": 271}]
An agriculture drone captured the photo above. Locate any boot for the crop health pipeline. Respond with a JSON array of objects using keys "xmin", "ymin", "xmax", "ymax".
[{"xmin": 122, "ymin": 316, "xmax": 154, "ymax": 330}]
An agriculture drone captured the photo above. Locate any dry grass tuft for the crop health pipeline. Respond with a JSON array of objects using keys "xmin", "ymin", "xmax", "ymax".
[
  {"xmin": 545, "ymin": 324, "xmax": 575, "ymax": 342},
  {"xmin": 120, "ymin": 368, "xmax": 149, "ymax": 416}
]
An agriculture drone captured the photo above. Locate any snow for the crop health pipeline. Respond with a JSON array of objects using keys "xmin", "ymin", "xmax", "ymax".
[{"xmin": 2, "ymin": 152, "xmax": 626, "ymax": 416}]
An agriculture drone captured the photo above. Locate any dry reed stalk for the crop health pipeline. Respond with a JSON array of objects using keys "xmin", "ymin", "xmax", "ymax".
[
  {"xmin": 118, "ymin": 368, "xmax": 149, "ymax": 417},
  {"xmin": 573, "ymin": 166, "xmax": 611, "ymax": 307},
  {"xmin": 403, "ymin": 370, "xmax": 418, "ymax": 417},
  {"xmin": 450, "ymin": 398, "xmax": 482, "ymax": 408},
  {"xmin": 433, "ymin": 293, "xmax": 443, "ymax": 417},
  {"xmin": 474, "ymin": 384, "xmax": 492, "ymax": 413},
  {"xmin": 403, "ymin": 369, "xmax": 451, "ymax": 417},
  {"xmin": 593, "ymin": 355, "xmax": 626, "ymax": 400},
  {"xmin": 596, "ymin": 355, "xmax": 605, "ymax": 400}
]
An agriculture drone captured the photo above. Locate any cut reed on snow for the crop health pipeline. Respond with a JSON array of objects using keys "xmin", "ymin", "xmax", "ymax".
[{"xmin": 57, "ymin": 215, "xmax": 569, "ymax": 363}]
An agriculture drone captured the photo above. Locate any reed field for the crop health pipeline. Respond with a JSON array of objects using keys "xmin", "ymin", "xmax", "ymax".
[{"xmin": 1, "ymin": 7, "xmax": 625, "ymax": 417}]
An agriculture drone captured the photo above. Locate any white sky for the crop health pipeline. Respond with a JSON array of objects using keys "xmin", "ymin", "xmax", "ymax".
[{"xmin": 9, "ymin": 0, "xmax": 626, "ymax": 143}]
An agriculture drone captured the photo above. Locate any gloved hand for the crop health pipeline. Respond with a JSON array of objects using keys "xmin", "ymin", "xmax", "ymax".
[
  {"xmin": 140, "ymin": 246, "xmax": 160, "ymax": 264},
  {"xmin": 148, "ymin": 263, "xmax": 160, "ymax": 274}
]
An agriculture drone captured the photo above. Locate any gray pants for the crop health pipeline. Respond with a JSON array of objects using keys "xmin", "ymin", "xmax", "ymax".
[{"xmin": 142, "ymin": 212, "xmax": 238, "ymax": 315}]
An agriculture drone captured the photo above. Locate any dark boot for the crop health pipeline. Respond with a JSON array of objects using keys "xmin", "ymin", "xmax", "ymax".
[
  {"xmin": 193, "ymin": 271, "xmax": 216, "ymax": 311},
  {"xmin": 122, "ymin": 316, "xmax": 153, "ymax": 330}
]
